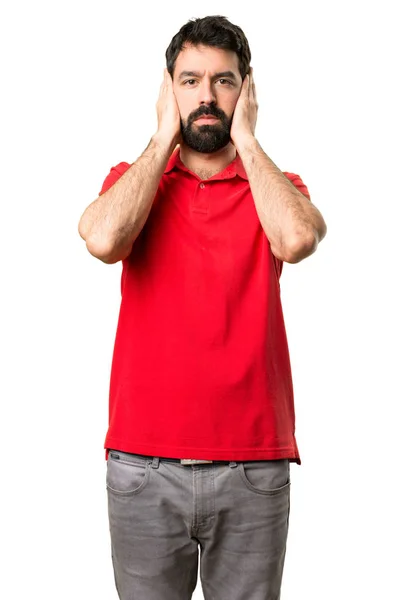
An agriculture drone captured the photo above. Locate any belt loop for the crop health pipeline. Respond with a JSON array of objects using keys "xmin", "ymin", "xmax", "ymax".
[
  {"xmin": 151, "ymin": 457, "xmax": 160, "ymax": 469},
  {"xmin": 228, "ymin": 461, "xmax": 238, "ymax": 468}
]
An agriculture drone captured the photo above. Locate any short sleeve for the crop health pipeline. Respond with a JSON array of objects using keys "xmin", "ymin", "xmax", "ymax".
[
  {"xmin": 283, "ymin": 172, "xmax": 311, "ymax": 199},
  {"xmin": 99, "ymin": 161, "xmax": 131, "ymax": 195}
]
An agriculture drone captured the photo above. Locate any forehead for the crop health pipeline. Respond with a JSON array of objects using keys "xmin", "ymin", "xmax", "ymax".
[{"xmin": 174, "ymin": 44, "xmax": 240, "ymax": 78}]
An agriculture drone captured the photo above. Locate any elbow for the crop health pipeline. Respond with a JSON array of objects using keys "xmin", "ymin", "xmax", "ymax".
[
  {"xmin": 78, "ymin": 215, "xmax": 89, "ymax": 241},
  {"xmin": 78, "ymin": 218, "xmax": 111, "ymax": 260},
  {"xmin": 85, "ymin": 238, "xmax": 115, "ymax": 263},
  {"xmin": 79, "ymin": 218, "xmax": 121, "ymax": 263},
  {"xmin": 283, "ymin": 232, "xmax": 319, "ymax": 264},
  {"xmin": 78, "ymin": 207, "xmax": 128, "ymax": 263},
  {"xmin": 283, "ymin": 216, "xmax": 327, "ymax": 264},
  {"xmin": 85, "ymin": 236, "xmax": 132, "ymax": 264}
]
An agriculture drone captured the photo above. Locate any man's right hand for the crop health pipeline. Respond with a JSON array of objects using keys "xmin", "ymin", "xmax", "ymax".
[{"xmin": 154, "ymin": 69, "xmax": 182, "ymax": 149}]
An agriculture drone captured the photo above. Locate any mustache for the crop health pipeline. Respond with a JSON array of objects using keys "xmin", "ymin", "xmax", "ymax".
[{"xmin": 187, "ymin": 104, "xmax": 226, "ymax": 125}]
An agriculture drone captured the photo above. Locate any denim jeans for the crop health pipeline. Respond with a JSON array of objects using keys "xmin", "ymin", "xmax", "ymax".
[{"xmin": 107, "ymin": 450, "xmax": 291, "ymax": 600}]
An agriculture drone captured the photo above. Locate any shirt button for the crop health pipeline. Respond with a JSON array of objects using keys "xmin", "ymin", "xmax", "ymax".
[{"xmin": 199, "ymin": 183, "xmax": 205, "ymax": 189}]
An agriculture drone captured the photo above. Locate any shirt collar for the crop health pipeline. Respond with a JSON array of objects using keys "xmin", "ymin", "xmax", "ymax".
[{"xmin": 164, "ymin": 146, "xmax": 248, "ymax": 181}]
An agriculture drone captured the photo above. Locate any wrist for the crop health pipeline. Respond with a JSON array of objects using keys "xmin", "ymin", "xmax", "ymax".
[
  {"xmin": 152, "ymin": 131, "xmax": 179, "ymax": 155},
  {"xmin": 232, "ymin": 132, "xmax": 257, "ymax": 154}
]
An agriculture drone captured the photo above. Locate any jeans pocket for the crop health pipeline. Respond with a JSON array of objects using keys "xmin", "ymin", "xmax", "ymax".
[
  {"xmin": 106, "ymin": 451, "xmax": 151, "ymax": 496},
  {"xmin": 238, "ymin": 459, "xmax": 290, "ymax": 495}
]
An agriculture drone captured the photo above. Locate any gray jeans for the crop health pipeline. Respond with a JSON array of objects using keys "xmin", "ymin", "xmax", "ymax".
[{"xmin": 106, "ymin": 450, "xmax": 291, "ymax": 600}]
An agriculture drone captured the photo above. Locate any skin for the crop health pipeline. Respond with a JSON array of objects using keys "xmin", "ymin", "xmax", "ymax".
[
  {"xmin": 157, "ymin": 43, "xmax": 256, "ymax": 179},
  {"xmin": 79, "ymin": 42, "xmax": 326, "ymax": 264},
  {"xmin": 155, "ymin": 44, "xmax": 326, "ymax": 262}
]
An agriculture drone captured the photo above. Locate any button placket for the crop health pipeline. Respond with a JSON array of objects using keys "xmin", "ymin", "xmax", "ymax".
[{"xmin": 191, "ymin": 181, "xmax": 209, "ymax": 213}]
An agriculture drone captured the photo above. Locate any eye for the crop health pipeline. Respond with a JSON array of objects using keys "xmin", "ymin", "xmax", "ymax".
[
  {"xmin": 183, "ymin": 79, "xmax": 197, "ymax": 86},
  {"xmin": 217, "ymin": 79, "xmax": 233, "ymax": 85}
]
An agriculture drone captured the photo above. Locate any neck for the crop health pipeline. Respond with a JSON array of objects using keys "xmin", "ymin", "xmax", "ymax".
[{"xmin": 178, "ymin": 142, "xmax": 237, "ymax": 180}]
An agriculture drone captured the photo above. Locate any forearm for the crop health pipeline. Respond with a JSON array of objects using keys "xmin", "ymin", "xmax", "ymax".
[
  {"xmin": 236, "ymin": 135, "xmax": 327, "ymax": 263},
  {"xmin": 79, "ymin": 135, "xmax": 176, "ymax": 263}
]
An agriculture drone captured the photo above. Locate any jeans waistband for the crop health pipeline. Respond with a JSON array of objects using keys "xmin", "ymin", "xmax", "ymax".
[{"xmin": 109, "ymin": 450, "xmax": 235, "ymax": 465}]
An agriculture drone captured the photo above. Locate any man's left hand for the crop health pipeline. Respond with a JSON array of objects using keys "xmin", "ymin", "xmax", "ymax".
[{"xmin": 230, "ymin": 67, "xmax": 258, "ymax": 147}]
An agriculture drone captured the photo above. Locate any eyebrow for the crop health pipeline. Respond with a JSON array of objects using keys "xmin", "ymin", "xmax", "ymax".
[{"xmin": 178, "ymin": 70, "xmax": 238, "ymax": 81}]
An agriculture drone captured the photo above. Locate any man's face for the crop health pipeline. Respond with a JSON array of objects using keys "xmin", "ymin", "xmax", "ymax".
[{"xmin": 172, "ymin": 44, "xmax": 243, "ymax": 153}]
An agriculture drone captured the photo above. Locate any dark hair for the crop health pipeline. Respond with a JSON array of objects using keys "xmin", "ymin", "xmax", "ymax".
[{"xmin": 165, "ymin": 15, "xmax": 251, "ymax": 81}]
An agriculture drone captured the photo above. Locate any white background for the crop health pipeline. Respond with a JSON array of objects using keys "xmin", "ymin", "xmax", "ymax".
[{"xmin": 1, "ymin": 0, "xmax": 399, "ymax": 598}]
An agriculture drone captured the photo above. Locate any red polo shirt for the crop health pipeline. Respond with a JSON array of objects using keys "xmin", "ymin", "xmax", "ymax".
[{"xmin": 99, "ymin": 148, "xmax": 310, "ymax": 464}]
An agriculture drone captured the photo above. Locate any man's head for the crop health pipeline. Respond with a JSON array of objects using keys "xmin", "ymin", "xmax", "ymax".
[{"xmin": 165, "ymin": 16, "xmax": 251, "ymax": 153}]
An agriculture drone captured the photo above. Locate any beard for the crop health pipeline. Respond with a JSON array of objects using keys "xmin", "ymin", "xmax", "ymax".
[{"xmin": 180, "ymin": 103, "xmax": 232, "ymax": 153}]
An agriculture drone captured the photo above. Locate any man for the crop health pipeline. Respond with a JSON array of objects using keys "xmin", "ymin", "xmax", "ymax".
[{"xmin": 78, "ymin": 15, "xmax": 327, "ymax": 600}]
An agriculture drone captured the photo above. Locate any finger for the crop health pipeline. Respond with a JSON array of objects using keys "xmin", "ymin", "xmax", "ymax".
[
  {"xmin": 159, "ymin": 74, "xmax": 165, "ymax": 94},
  {"xmin": 160, "ymin": 69, "xmax": 166, "ymax": 92},
  {"xmin": 251, "ymin": 76, "xmax": 257, "ymax": 103},
  {"xmin": 248, "ymin": 68, "xmax": 256, "ymax": 100},
  {"xmin": 165, "ymin": 69, "xmax": 173, "ymax": 84},
  {"xmin": 163, "ymin": 69, "xmax": 172, "ymax": 94},
  {"xmin": 252, "ymin": 85, "xmax": 257, "ymax": 106},
  {"xmin": 241, "ymin": 73, "xmax": 250, "ymax": 98}
]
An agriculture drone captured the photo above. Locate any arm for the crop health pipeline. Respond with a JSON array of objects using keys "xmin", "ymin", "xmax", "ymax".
[
  {"xmin": 78, "ymin": 136, "xmax": 175, "ymax": 263},
  {"xmin": 235, "ymin": 136, "xmax": 327, "ymax": 263},
  {"xmin": 78, "ymin": 70, "xmax": 181, "ymax": 264},
  {"xmin": 231, "ymin": 70, "xmax": 327, "ymax": 264}
]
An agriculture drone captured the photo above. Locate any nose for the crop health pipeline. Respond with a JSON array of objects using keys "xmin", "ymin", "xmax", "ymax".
[{"xmin": 198, "ymin": 80, "xmax": 216, "ymax": 105}]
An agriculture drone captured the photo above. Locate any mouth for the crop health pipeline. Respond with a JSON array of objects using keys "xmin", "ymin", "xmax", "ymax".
[{"xmin": 194, "ymin": 116, "xmax": 220, "ymax": 124}]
